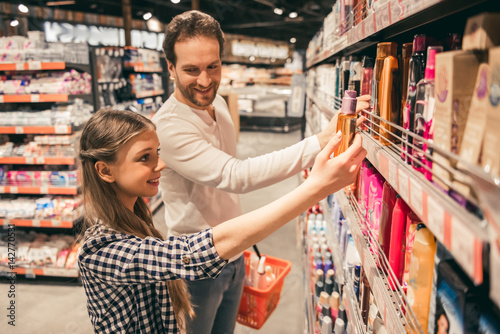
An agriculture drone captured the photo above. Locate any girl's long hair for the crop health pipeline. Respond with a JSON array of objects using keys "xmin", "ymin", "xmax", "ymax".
[{"xmin": 78, "ymin": 108, "xmax": 194, "ymax": 328}]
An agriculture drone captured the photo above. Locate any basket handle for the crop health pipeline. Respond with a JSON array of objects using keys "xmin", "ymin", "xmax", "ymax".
[{"xmin": 252, "ymin": 244, "xmax": 262, "ymax": 259}]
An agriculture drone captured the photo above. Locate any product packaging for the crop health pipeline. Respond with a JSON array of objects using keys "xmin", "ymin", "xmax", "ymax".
[
  {"xmin": 462, "ymin": 12, "xmax": 500, "ymax": 51},
  {"xmin": 432, "ymin": 50, "xmax": 483, "ymax": 190}
]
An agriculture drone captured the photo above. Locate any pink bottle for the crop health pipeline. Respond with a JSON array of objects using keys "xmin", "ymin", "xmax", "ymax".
[
  {"xmin": 359, "ymin": 161, "xmax": 375, "ymax": 221},
  {"xmin": 367, "ymin": 172, "xmax": 385, "ymax": 241},
  {"xmin": 388, "ymin": 197, "xmax": 411, "ymax": 289},
  {"xmin": 378, "ymin": 182, "xmax": 397, "ymax": 262}
]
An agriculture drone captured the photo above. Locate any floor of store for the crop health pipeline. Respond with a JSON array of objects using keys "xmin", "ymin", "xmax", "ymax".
[{"xmin": 0, "ymin": 129, "xmax": 306, "ymax": 334}]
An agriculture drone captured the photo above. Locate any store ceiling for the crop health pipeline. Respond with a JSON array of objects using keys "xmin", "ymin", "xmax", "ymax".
[{"xmin": 22, "ymin": 0, "xmax": 331, "ymax": 50}]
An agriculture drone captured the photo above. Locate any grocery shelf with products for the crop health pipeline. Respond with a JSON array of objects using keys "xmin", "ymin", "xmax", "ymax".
[
  {"xmin": 304, "ymin": 0, "xmax": 500, "ymax": 332},
  {"xmin": 0, "ymin": 33, "xmax": 92, "ymax": 279}
]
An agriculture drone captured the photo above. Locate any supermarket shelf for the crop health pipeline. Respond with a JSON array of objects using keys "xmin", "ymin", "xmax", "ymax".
[
  {"xmin": 0, "ymin": 156, "xmax": 75, "ymax": 165},
  {"xmin": 323, "ymin": 199, "xmax": 366, "ymax": 334},
  {"xmin": 124, "ymin": 65, "xmax": 163, "ymax": 73},
  {"xmin": 0, "ymin": 218, "xmax": 77, "ymax": 228},
  {"xmin": 336, "ymin": 189, "xmax": 422, "ymax": 334},
  {"xmin": 0, "ymin": 185, "xmax": 79, "ymax": 195},
  {"xmin": 0, "ymin": 93, "xmax": 92, "ymax": 104},
  {"xmin": 360, "ymin": 132, "xmax": 488, "ymax": 285},
  {"xmin": 135, "ymin": 89, "xmax": 164, "ymax": 99},
  {"xmin": 0, "ymin": 125, "xmax": 72, "ymax": 134},
  {"xmin": 306, "ymin": 0, "xmax": 494, "ymax": 68},
  {"xmin": 11, "ymin": 267, "xmax": 79, "ymax": 278},
  {"xmin": 0, "ymin": 61, "xmax": 90, "ymax": 72},
  {"xmin": 306, "ymin": 89, "xmax": 338, "ymax": 119},
  {"xmin": 301, "ymin": 214, "xmax": 316, "ymax": 334}
]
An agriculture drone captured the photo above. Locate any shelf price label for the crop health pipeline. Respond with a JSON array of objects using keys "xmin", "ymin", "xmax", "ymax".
[
  {"xmin": 491, "ymin": 240, "xmax": 500, "ymax": 308},
  {"xmin": 55, "ymin": 125, "xmax": 70, "ymax": 134},
  {"xmin": 450, "ymin": 218, "xmax": 477, "ymax": 282},
  {"xmin": 409, "ymin": 178, "xmax": 423, "ymax": 217},
  {"xmin": 31, "ymin": 94, "xmax": 40, "ymax": 103},
  {"xmin": 28, "ymin": 61, "xmax": 42, "ymax": 70},
  {"xmin": 398, "ymin": 170, "xmax": 410, "ymax": 204},
  {"xmin": 15, "ymin": 126, "xmax": 24, "ymax": 134},
  {"xmin": 427, "ymin": 196, "xmax": 445, "ymax": 242}
]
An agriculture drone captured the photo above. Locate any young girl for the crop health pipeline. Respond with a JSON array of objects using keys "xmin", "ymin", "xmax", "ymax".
[{"xmin": 78, "ymin": 108, "xmax": 366, "ymax": 333}]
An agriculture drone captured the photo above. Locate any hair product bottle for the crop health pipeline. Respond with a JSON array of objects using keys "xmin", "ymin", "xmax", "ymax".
[
  {"xmin": 407, "ymin": 223, "xmax": 436, "ymax": 334},
  {"xmin": 400, "ymin": 43, "xmax": 413, "ymax": 126},
  {"xmin": 378, "ymin": 181, "xmax": 398, "ymax": 261},
  {"xmin": 372, "ymin": 42, "xmax": 398, "ymax": 140},
  {"xmin": 388, "ymin": 197, "xmax": 411, "ymax": 288},
  {"xmin": 402, "ymin": 35, "xmax": 427, "ymax": 163},
  {"xmin": 412, "ymin": 46, "xmax": 443, "ymax": 180},
  {"xmin": 379, "ymin": 43, "xmax": 400, "ymax": 145},
  {"xmin": 335, "ymin": 90, "xmax": 358, "ymax": 156}
]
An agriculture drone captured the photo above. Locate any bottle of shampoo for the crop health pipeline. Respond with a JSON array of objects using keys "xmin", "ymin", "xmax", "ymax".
[
  {"xmin": 378, "ymin": 181, "xmax": 398, "ymax": 261},
  {"xmin": 335, "ymin": 90, "xmax": 358, "ymax": 156},
  {"xmin": 407, "ymin": 223, "xmax": 436, "ymax": 334},
  {"xmin": 412, "ymin": 45, "xmax": 443, "ymax": 179},
  {"xmin": 379, "ymin": 43, "xmax": 400, "ymax": 146},
  {"xmin": 400, "ymin": 43, "xmax": 413, "ymax": 126},
  {"xmin": 402, "ymin": 35, "xmax": 427, "ymax": 164},
  {"xmin": 388, "ymin": 197, "xmax": 411, "ymax": 288},
  {"xmin": 367, "ymin": 171, "xmax": 385, "ymax": 241},
  {"xmin": 349, "ymin": 55, "xmax": 362, "ymax": 95},
  {"xmin": 372, "ymin": 42, "xmax": 398, "ymax": 141}
]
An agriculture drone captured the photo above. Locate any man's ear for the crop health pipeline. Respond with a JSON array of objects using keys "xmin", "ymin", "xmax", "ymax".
[
  {"xmin": 95, "ymin": 161, "xmax": 115, "ymax": 183},
  {"xmin": 167, "ymin": 60, "xmax": 175, "ymax": 79}
]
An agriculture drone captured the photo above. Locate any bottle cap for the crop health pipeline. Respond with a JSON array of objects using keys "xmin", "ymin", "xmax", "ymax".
[
  {"xmin": 315, "ymin": 260, "xmax": 324, "ymax": 271},
  {"xmin": 324, "ymin": 251, "xmax": 332, "ymax": 263},
  {"xmin": 315, "ymin": 280, "xmax": 325, "ymax": 297},
  {"xmin": 341, "ymin": 90, "xmax": 358, "ymax": 115},
  {"xmin": 330, "ymin": 291, "xmax": 340, "ymax": 309},
  {"xmin": 338, "ymin": 304, "xmax": 347, "ymax": 322},
  {"xmin": 402, "ymin": 43, "xmax": 413, "ymax": 58},
  {"xmin": 334, "ymin": 318, "xmax": 345, "ymax": 334},
  {"xmin": 325, "ymin": 278, "xmax": 334, "ymax": 295},
  {"xmin": 362, "ymin": 55, "xmax": 374, "ymax": 68},
  {"xmin": 326, "ymin": 269, "xmax": 335, "ymax": 280},
  {"xmin": 424, "ymin": 46, "xmax": 443, "ymax": 80},
  {"xmin": 322, "ymin": 316, "xmax": 333, "ymax": 333},
  {"xmin": 315, "ymin": 269, "xmax": 324, "ymax": 283},
  {"xmin": 377, "ymin": 42, "xmax": 397, "ymax": 58},
  {"xmin": 413, "ymin": 34, "xmax": 427, "ymax": 53},
  {"xmin": 319, "ymin": 291, "xmax": 330, "ymax": 305}
]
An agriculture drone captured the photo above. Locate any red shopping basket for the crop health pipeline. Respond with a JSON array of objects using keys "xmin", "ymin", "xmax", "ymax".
[{"xmin": 237, "ymin": 250, "xmax": 292, "ymax": 329}]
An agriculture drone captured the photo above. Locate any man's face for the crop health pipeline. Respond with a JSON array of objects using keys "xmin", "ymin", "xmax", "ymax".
[{"xmin": 168, "ymin": 36, "xmax": 222, "ymax": 111}]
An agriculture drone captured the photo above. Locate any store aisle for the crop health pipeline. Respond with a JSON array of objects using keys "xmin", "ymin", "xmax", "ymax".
[{"xmin": 0, "ymin": 129, "xmax": 306, "ymax": 334}]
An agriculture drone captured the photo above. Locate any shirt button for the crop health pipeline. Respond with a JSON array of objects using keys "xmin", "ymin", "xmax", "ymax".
[{"xmin": 183, "ymin": 257, "xmax": 190, "ymax": 264}]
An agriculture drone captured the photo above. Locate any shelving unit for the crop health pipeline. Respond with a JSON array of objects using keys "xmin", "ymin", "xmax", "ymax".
[
  {"xmin": 304, "ymin": 0, "xmax": 500, "ymax": 331},
  {"xmin": 0, "ymin": 59, "xmax": 89, "ymax": 280}
]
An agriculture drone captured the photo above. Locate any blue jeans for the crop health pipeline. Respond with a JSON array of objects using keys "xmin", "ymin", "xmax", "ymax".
[{"xmin": 186, "ymin": 255, "xmax": 246, "ymax": 334}]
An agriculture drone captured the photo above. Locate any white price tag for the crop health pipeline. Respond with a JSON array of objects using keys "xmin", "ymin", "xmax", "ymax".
[
  {"xmin": 25, "ymin": 157, "xmax": 34, "ymax": 164},
  {"xmin": 25, "ymin": 269, "xmax": 36, "ymax": 279},
  {"xmin": 32, "ymin": 219, "xmax": 40, "ymax": 227},
  {"xmin": 15, "ymin": 126, "xmax": 24, "ymax": 134},
  {"xmin": 365, "ymin": 14, "xmax": 375, "ymax": 36},
  {"xmin": 10, "ymin": 186, "xmax": 18, "ymax": 194},
  {"xmin": 451, "ymin": 218, "xmax": 475, "ymax": 279},
  {"xmin": 36, "ymin": 157, "xmax": 45, "ymax": 164},
  {"xmin": 52, "ymin": 219, "xmax": 61, "ymax": 227},
  {"xmin": 389, "ymin": 160, "xmax": 397, "ymax": 189},
  {"xmin": 28, "ymin": 61, "xmax": 42, "ymax": 70},
  {"xmin": 31, "ymin": 94, "xmax": 40, "ymax": 103},
  {"xmin": 40, "ymin": 186, "xmax": 49, "ymax": 194},
  {"xmin": 0, "ymin": 95, "xmax": 4, "ymax": 103},
  {"xmin": 55, "ymin": 125, "xmax": 69, "ymax": 134},
  {"xmin": 398, "ymin": 171, "xmax": 410, "ymax": 203},
  {"xmin": 409, "ymin": 178, "xmax": 423, "ymax": 217},
  {"xmin": 0, "ymin": 186, "xmax": 4, "ymax": 193},
  {"xmin": 15, "ymin": 63, "xmax": 24, "ymax": 70},
  {"xmin": 427, "ymin": 196, "xmax": 445, "ymax": 242},
  {"xmin": 490, "ymin": 242, "xmax": 500, "ymax": 307},
  {"xmin": 376, "ymin": 2, "xmax": 391, "ymax": 31}
]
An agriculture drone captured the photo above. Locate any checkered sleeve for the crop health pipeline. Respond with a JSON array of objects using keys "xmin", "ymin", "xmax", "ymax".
[{"xmin": 79, "ymin": 225, "xmax": 227, "ymax": 285}]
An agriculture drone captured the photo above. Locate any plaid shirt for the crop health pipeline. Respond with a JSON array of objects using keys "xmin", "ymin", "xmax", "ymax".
[{"xmin": 78, "ymin": 223, "xmax": 227, "ymax": 333}]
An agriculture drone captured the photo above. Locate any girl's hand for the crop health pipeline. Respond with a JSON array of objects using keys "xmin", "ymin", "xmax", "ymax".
[
  {"xmin": 307, "ymin": 131, "xmax": 366, "ymax": 198},
  {"xmin": 317, "ymin": 94, "xmax": 371, "ymax": 149}
]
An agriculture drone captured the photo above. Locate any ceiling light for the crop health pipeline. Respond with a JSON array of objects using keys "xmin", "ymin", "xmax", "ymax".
[
  {"xmin": 171, "ymin": 0, "xmax": 180, "ymax": 3},
  {"xmin": 10, "ymin": 19, "xmax": 19, "ymax": 27},
  {"xmin": 18, "ymin": 4, "xmax": 29, "ymax": 13},
  {"xmin": 147, "ymin": 17, "xmax": 162, "ymax": 32},
  {"xmin": 274, "ymin": 8, "xmax": 283, "ymax": 15},
  {"xmin": 288, "ymin": 11, "xmax": 297, "ymax": 18},
  {"xmin": 143, "ymin": 12, "xmax": 152, "ymax": 20},
  {"xmin": 290, "ymin": 37, "xmax": 296, "ymax": 44}
]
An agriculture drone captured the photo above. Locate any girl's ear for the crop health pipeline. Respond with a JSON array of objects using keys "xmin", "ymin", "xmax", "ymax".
[{"xmin": 95, "ymin": 161, "xmax": 115, "ymax": 183}]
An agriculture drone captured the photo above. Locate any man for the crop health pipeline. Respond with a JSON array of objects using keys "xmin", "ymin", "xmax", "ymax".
[{"xmin": 153, "ymin": 10, "xmax": 369, "ymax": 334}]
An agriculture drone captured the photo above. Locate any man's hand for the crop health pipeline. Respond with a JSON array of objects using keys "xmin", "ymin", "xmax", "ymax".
[{"xmin": 316, "ymin": 94, "xmax": 371, "ymax": 149}]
